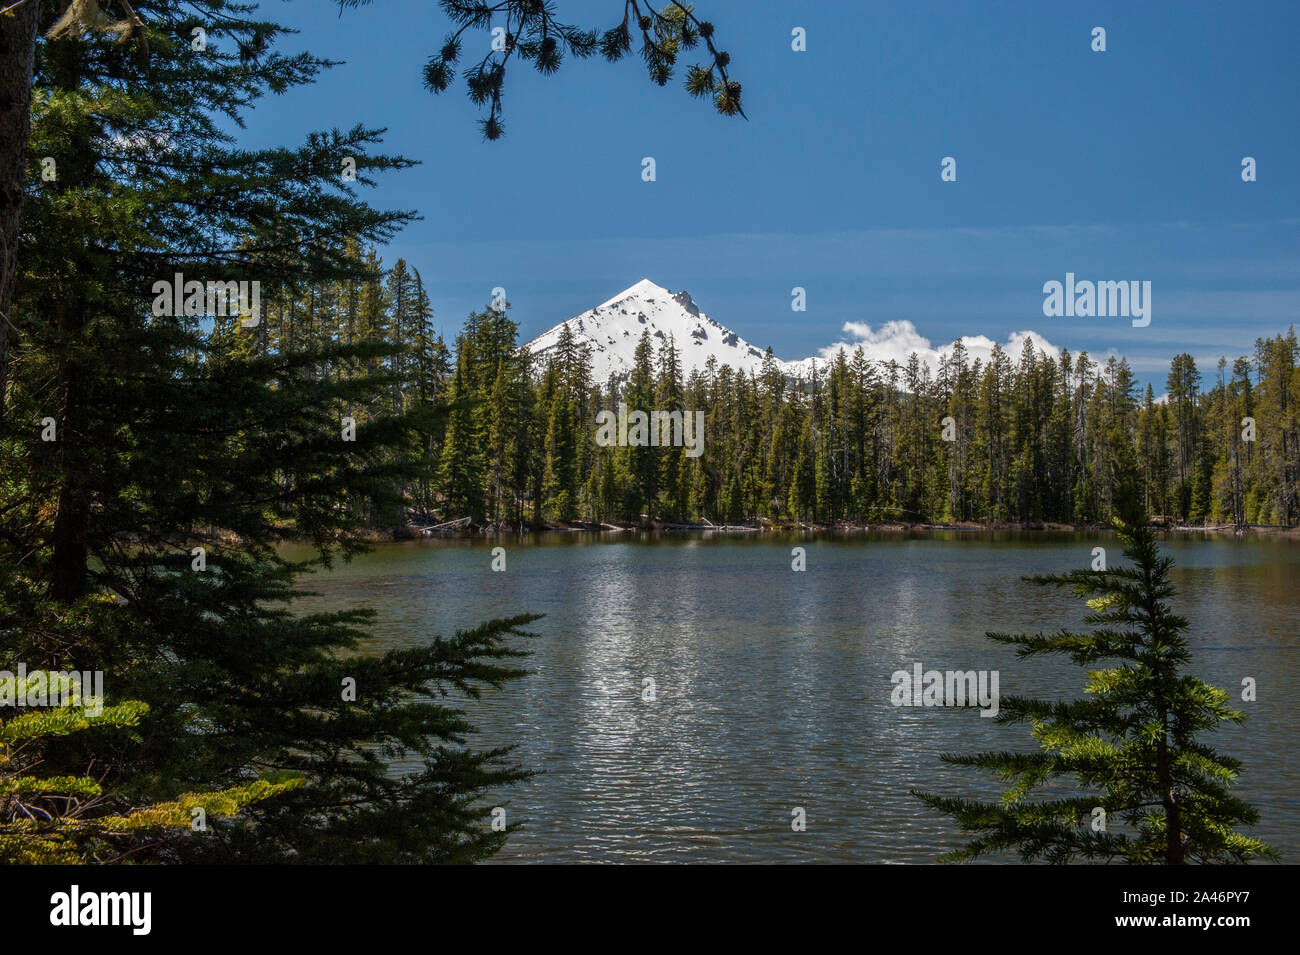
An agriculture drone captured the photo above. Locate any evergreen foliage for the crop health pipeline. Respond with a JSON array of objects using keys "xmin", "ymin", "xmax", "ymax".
[
  {"xmin": 404, "ymin": 0, "xmax": 744, "ymax": 139},
  {"xmin": 0, "ymin": 0, "xmax": 560, "ymax": 865},
  {"xmin": 288, "ymin": 262, "xmax": 1299, "ymax": 530},
  {"xmin": 0, "ymin": 673, "xmax": 298, "ymax": 864},
  {"xmin": 912, "ymin": 519, "xmax": 1276, "ymax": 864}
]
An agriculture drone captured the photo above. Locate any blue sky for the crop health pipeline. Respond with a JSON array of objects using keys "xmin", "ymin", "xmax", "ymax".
[{"xmin": 239, "ymin": 0, "xmax": 1299, "ymax": 386}]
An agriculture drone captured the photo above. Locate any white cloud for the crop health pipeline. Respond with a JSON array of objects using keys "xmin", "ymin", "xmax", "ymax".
[{"xmin": 815, "ymin": 319, "xmax": 1063, "ymax": 371}]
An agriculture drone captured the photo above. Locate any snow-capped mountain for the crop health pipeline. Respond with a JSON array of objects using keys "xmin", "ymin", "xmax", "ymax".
[
  {"xmin": 524, "ymin": 279, "xmax": 814, "ymax": 381},
  {"xmin": 523, "ymin": 279, "xmax": 1062, "ymax": 386}
]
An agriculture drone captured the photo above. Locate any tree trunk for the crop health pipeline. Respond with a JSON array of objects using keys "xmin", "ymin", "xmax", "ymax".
[
  {"xmin": 0, "ymin": 0, "xmax": 41, "ymax": 415},
  {"xmin": 50, "ymin": 297, "xmax": 91, "ymax": 602},
  {"xmin": 1157, "ymin": 727, "xmax": 1185, "ymax": 864}
]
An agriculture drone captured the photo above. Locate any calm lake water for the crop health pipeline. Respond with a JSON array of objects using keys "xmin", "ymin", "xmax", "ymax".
[{"xmin": 289, "ymin": 531, "xmax": 1299, "ymax": 863}]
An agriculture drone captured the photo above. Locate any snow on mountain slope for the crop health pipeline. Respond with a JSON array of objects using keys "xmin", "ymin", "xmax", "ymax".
[
  {"xmin": 524, "ymin": 279, "xmax": 793, "ymax": 381},
  {"xmin": 522, "ymin": 279, "xmax": 1056, "ymax": 384}
]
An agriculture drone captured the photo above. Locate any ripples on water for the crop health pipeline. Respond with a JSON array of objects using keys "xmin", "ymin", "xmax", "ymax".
[{"xmin": 288, "ymin": 531, "xmax": 1299, "ymax": 863}]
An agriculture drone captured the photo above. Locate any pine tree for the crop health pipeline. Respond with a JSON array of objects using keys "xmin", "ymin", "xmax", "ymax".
[
  {"xmin": 1167, "ymin": 353, "xmax": 1202, "ymax": 519},
  {"xmin": 626, "ymin": 330, "xmax": 658, "ymax": 520},
  {"xmin": 2, "ymin": 0, "xmax": 539, "ymax": 865},
  {"xmin": 1253, "ymin": 330, "xmax": 1299, "ymax": 525},
  {"xmin": 407, "ymin": 268, "xmax": 450, "ymax": 521},
  {"xmin": 914, "ymin": 519, "xmax": 1276, "ymax": 864},
  {"xmin": 655, "ymin": 334, "xmax": 686, "ymax": 520},
  {"xmin": 415, "ymin": 0, "xmax": 745, "ymax": 139},
  {"xmin": 386, "ymin": 258, "xmax": 415, "ymax": 418},
  {"xmin": 439, "ymin": 342, "xmax": 486, "ymax": 521}
]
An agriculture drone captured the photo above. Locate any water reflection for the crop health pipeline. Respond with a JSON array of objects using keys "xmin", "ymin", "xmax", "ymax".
[{"xmin": 288, "ymin": 531, "xmax": 1299, "ymax": 863}]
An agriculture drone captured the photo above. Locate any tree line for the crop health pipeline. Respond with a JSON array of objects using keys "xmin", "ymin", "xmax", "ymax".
[{"xmin": 266, "ymin": 252, "xmax": 1299, "ymax": 530}]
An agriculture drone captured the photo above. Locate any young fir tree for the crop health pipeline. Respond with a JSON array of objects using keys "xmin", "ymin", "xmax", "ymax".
[{"xmin": 914, "ymin": 518, "xmax": 1276, "ymax": 864}]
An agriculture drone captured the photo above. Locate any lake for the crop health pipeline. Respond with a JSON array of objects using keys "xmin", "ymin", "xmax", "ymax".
[{"xmin": 289, "ymin": 531, "xmax": 1299, "ymax": 863}]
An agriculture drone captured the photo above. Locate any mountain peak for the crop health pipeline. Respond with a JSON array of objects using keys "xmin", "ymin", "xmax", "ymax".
[
  {"xmin": 525, "ymin": 280, "xmax": 798, "ymax": 382},
  {"xmin": 597, "ymin": 278, "xmax": 671, "ymax": 310}
]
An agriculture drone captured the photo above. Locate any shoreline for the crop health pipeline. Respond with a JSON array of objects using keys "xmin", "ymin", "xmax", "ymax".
[{"xmin": 374, "ymin": 519, "xmax": 1300, "ymax": 541}]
